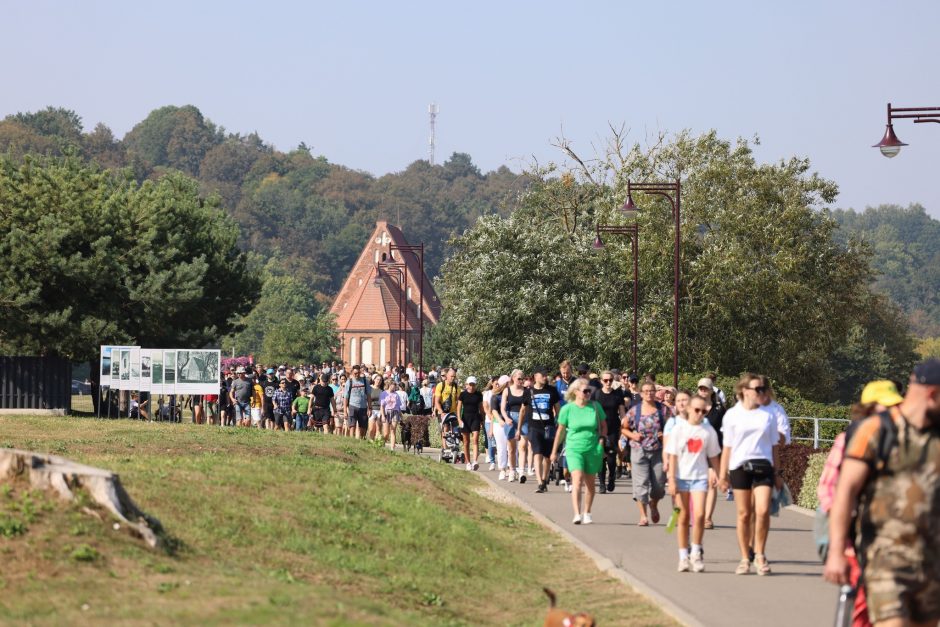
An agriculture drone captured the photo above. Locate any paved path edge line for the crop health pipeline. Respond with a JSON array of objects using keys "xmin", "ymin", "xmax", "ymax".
[
  {"xmin": 785, "ymin": 504, "xmax": 815, "ymax": 518},
  {"xmin": 476, "ymin": 472, "xmax": 704, "ymax": 627}
]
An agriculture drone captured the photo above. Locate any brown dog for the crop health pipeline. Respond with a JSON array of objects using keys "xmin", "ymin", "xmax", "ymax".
[{"xmin": 543, "ymin": 588, "xmax": 596, "ymax": 627}]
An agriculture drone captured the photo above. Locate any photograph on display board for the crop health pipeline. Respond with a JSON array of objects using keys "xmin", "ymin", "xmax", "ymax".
[
  {"xmin": 100, "ymin": 347, "xmax": 111, "ymax": 378},
  {"xmin": 120, "ymin": 350, "xmax": 130, "ymax": 381},
  {"xmin": 141, "ymin": 353, "xmax": 151, "ymax": 380},
  {"xmin": 164, "ymin": 352, "xmax": 176, "ymax": 384},
  {"xmin": 152, "ymin": 352, "xmax": 164, "ymax": 384},
  {"xmin": 111, "ymin": 349, "xmax": 120, "ymax": 381},
  {"xmin": 130, "ymin": 348, "xmax": 140, "ymax": 380},
  {"xmin": 177, "ymin": 351, "xmax": 219, "ymax": 384}
]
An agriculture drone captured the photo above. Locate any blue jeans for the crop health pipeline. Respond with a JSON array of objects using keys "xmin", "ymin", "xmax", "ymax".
[{"xmin": 294, "ymin": 413, "xmax": 308, "ymax": 431}]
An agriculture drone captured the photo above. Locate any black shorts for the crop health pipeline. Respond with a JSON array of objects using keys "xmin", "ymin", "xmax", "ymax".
[
  {"xmin": 312, "ymin": 407, "xmax": 330, "ymax": 425},
  {"xmin": 274, "ymin": 410, "xmax": 289, "ymax": 428},
  {"xmin": 263, "ymin": 406, "xmax": 274, "ymax": 421},
  {"xmin": 527, "ymin": 428, "xmax": 555, "ymax": 456},
  {"xmin": 729, "ymin": 460, "xmax": 775, "ymax": 490},
  {"xmin": 351, "ymin": 407, "xmax": 369, "ymax": 430},
  {"xmin": 461, "ymin": 414, "xmax": 481, "ymax": 433}
]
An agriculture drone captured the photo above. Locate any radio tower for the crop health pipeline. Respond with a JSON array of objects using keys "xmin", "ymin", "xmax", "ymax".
[{"xmin": 428, "ymin": 103, "xmax": 438, "ymax": 165}]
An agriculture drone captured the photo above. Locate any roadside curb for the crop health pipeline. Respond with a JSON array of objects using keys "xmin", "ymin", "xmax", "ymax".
[{"xmin": 476, "ymin": 471, "xmax": 703, "ymax": 627}]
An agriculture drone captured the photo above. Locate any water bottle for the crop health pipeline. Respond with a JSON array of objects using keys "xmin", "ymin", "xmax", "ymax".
[
  {"xmin": 834, "ymin": 585, "xmax": 856, "ymax": 627},
  {"xmin": 665, "ymin": 507, "xmax": 680, "ymax": 533}
]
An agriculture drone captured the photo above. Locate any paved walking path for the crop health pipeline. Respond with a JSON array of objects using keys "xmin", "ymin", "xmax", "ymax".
[{"xmin": 474, "ymin": 461, "xmax": 836, "ymax": 627}]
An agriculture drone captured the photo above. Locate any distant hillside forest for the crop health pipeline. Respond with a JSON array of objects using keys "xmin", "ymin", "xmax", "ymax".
[
  {"xmin": 831, "ymin": 205, "xmax": 940, "ymax": 339},
  {"xmin": 0, "ymin": 105, "xmax": 525, "ymax": 297},
  {"xmin": 3, "ymin": 105, "xmax": 938, "ymax": 368}
]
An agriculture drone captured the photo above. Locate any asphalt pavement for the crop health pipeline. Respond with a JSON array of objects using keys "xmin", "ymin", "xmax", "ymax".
[{"xmin": 467, "ymin": 458, "xmax": 838, "ymax": 627}]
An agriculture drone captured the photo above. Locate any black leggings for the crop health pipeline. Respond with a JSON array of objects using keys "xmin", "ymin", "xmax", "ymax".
[{"xmin": 598, "ymin": 438, "xmax": 617, "ymax": 487}]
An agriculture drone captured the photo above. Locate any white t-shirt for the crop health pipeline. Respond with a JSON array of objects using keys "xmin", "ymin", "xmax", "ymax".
[
  {"xmin": 763, "ymin": 399, "xmax": 791, "ymax": 444},
  {"xmin": 721, "ymin": 404, "xmax": 778, "ymax": 470},
  {"xmin": 665, "ymin": 420, "xmax": 721, "ymax": 481},
  {"xmin": 482, "ymin": 390, "xmax": 493, "ymax": 420}
]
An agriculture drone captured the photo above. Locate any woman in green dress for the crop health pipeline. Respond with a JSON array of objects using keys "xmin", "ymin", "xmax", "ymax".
[{"xmin": 550, "ymin": 377, "xmax": 607, "ymax": 525}]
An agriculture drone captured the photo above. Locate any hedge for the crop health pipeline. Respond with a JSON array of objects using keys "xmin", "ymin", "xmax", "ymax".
[{"xmin": 797, "ymin": 451, "xmax": 829, "ymax": 510}]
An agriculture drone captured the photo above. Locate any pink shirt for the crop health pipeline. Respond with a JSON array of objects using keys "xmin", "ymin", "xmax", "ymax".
[{"xmin": 816, "ymin": 432, "xmax": 846, "ymax": 513}]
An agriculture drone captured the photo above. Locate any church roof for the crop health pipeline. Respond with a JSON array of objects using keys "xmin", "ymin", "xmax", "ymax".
[{"xmin": 330, "ymin": 221, "xmax": 441, "ymax": 333}]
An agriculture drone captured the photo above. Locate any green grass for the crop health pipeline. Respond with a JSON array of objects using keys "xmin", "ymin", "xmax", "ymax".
[{"xmin": 0, "ymin": 416, "xmax": 674, "ymax": 626}]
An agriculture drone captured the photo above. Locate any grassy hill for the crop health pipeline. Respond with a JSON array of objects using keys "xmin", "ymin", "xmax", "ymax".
[{"xmin": 0, "ymin": 417, "xmax": 672, "ymax": 626}]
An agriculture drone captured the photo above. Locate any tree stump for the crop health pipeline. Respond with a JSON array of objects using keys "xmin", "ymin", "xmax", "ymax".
[{"xmin": 0, "ymin": 448, "xmax": 164, "ymax": 549}]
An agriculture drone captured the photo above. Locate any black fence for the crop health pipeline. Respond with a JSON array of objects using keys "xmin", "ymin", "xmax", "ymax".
[{"xmin": 0, "ymin": 356, "xmax": 72, "ymax": 411}]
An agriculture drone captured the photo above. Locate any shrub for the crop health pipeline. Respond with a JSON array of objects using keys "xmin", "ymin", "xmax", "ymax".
[
  {"xmin": 798, "ymin": 451, "xmax": 829, "ymax": 510},
  {"xmin": 777, "ymin": 443, "xmax": 820, "ymax": 499}
]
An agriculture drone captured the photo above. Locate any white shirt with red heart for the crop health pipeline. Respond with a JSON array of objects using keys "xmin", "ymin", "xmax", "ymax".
[{"xmin": 664, "ymin": 420, "xmax": 721, "ymax": 480}]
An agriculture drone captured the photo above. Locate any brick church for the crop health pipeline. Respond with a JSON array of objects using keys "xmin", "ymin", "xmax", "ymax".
[{"xmin": 329, "ymin": 221, "xmax": 441, "ymax": 371}]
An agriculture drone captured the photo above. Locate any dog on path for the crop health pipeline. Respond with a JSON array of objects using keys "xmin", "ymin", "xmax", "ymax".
[{"xmin": 543, "ymin": 588, "xmax": 596, "ymax": 627}]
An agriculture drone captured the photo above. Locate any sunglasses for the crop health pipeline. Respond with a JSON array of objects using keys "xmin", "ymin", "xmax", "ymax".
[
  {"xmin": 581, "ymin": 388, "xmax": 593, "ymax": 395},
  {"xmin": 689, "ymin": 407, "xmax": 707, "ymax": 414},
  {"xmin": 748, "ymin": 386, "xmax": 767, "ymax": 393},
  {"xmin": 601, "ymin": 378, "xmax": 612, "ymax": 383}
]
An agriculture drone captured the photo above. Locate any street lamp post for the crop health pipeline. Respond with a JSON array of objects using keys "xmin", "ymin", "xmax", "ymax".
[
  {"xmin": 873, "ymin": 102, "xmax": 940, "ymax": 158},
  {"xmin": 389, "ymin": 243, "xmax": 425, "ymax": 378},
  {"xmin": 374, "ymin": 258, "xmax": 408, "ymax": 368},
  {"xmin": 592, "ymin": 223, "xmax": 640, "ymax": 375},
  {"xmin": 623, "ymin": 180, "xmax": 681, "ymax": 388}
]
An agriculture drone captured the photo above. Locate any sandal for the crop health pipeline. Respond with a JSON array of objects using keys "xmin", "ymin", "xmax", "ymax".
[
  {"xmin": 735, "ymin": 559, "xmax": 751, "ymax": 575},
  {"xmin": 755, "ymin": 554, "xmax": 771, "ymax": 576},
  {"xmin": 704, "ymin": 520, "xmax": 714, "ymax": 530},
  {"xmin": 650, "ymin": 505, "xmax": 660, "ymax": 524},
  {"xmin": 638, "ymin": 519, "xmax": 649, "ymax": 527}
]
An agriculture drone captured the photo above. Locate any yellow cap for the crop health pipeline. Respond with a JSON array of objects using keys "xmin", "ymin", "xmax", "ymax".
[{"xmin": 860, "ymin": 380, "xmax": 903, "ymax": 407}]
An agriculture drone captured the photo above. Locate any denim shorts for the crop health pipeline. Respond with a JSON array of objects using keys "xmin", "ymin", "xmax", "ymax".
[
  {"xmin": 504, "ymin": 412, "xmax": 520, "ymax": 439},
  {"xmin": 676, "ymin": 478, "xmax": 709, "ymax": 492}
]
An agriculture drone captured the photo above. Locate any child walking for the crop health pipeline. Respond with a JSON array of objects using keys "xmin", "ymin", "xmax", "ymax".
[{"xmin": 665, "ymin": 395, "xmax": 721, "ymax": 572}]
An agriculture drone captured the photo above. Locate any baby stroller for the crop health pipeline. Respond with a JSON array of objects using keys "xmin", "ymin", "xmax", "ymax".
[{"xmin": 438, "ymin": 412, "xmax": 464, "ymax": 464}]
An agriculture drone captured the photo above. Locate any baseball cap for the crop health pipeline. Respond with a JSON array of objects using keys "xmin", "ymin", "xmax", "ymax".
[
  {"xmin": 532, "ymin": 367, "xmax": 547, "ymax": 376},
  {"xmin": 912, "ymin": 358, "xmax": 940, "ymax": 386},
  {"xmin": 266, "ymin": 368, "xmax": 275, "ymax": 375},
  {"xmin": 860, "ymin": 380, "xmax": 903, "ymax": 406},
  {"xmin": 466, "ymin": 376, "xmax": 478, "ymax": 384},
  {"xmin": 577, "ymin": 362, "xmax": 590, "ymax": 374},
  {"xmin": 697, "ymin": 377, "xmax": 714, "ymax": 389},
  {"xmin": 628, "ymin": 374, "xmax": 639, "ymax": 383},
  {"xmin": 498, "ymin": 374, "xmax": 510, "ymax": 386}
]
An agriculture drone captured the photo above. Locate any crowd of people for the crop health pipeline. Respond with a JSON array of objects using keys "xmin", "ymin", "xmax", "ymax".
[{"xmin": 145, "ymin": 355, "xmax": 937, "ymax": 627}]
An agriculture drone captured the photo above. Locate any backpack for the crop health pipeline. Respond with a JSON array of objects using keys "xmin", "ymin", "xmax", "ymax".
[
  {"xmin": 813, "ymin": 411, "xmax": 897, "ymax": 563},
  {"xmin": 408, "ymin": 385, "xmax": 425, "ymax": 414}
]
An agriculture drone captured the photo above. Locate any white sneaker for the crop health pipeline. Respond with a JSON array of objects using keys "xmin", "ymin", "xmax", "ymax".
[
  {"xmin": 498, "ymin": 470, "xmax": 506, "ymax": 481},
  {"xmin": 466, "ymin": 463, "xmax": 473, "ymax": 471},
  {"xmin": 573, "ymin": 514, "xmax": 582, "ymax": 525},
  {"xmin": 527, "ymin": 467, "xmax": 535, "ymax": 476},
  {"xmin": 489, "ymin": 462, "xmax": 496, "ymax": 471},
  {"xmin": 691, "ymin": 554, "xmax": 705, "ymax": 573},
  {"xmin": 678, "ymin": 557, "xmax": 691, "ymax": 572},
  {"xmin": 582, "ymin": 513, "xmax": 593, "ymax": 525},
  {"xmin": 508, "ymin": 471, "xmax": 516, "ymax": 482},
  {"xmin": 561, "ymin": 480, "xmax": 570, "ymax": 492}
]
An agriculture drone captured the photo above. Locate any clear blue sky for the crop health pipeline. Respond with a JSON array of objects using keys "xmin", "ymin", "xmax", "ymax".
[{"xmin": 3, "ymin": 0, "xmax": 939, "ymax": 217}]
